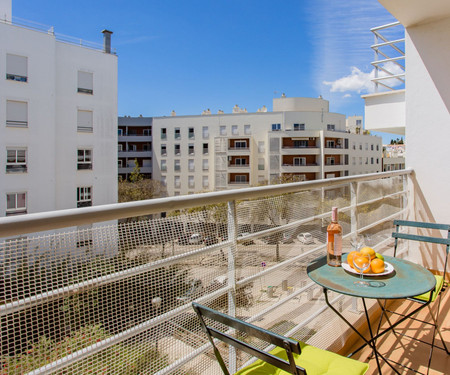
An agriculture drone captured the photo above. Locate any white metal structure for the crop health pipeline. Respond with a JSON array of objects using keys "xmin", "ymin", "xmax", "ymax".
[
  {"xmin": 0, "ymin": 170, "xmax": 414, "ymax": 374},
  {"xmin": 0, "ymin": 0, "xmax": 118, "ymax": 218}
]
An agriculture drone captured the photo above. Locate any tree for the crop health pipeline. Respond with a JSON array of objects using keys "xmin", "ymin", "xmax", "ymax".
[{"xmin": 118, "ymin": 159, "xmax": 166, "ymax": 203}]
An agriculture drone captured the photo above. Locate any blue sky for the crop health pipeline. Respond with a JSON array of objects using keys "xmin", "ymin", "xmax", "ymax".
[{"xmin": 13, "ymin": 0, "xmax": 402, "ymax": 143}]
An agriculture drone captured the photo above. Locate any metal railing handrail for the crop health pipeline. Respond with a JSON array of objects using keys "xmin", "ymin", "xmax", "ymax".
[{"xmin": 0, "ymin": 169, "xmax": 412, "ymax": 238}]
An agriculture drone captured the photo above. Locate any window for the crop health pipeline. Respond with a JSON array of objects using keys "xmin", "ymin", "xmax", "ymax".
[
  {"xmin": 344, "ymin": 139, "xmax": 349, "ymax": 149},
  {"xmin": 365, "ymin": 157, "xmax": 369, "ymax": 164},
  {"xmin": 6, "ymin": 100, "xmax": 28, "ymax": 127},
  {"xmin": 77, "ymin": 110, "xmax": 93, "ymax": 132},
  {"xmin": 175, "ymin": 144, "xmax": 180, "ymax": 155},
  {"xmin": 188, "ymin": 159, "xmax": 195, "ymax": 171},
  {"xmin": 235, "ymin": 158, "xmax": 246, "ymax": 166},
  {"xmin": 202, "ymin": 159, "xmax": 209, "ymax": 171},
  {"xmin": 371, "ymin": 144, "xmax": 374, "ymax": 151},
  {"xmin": 371, "ymin": 157, "xmax": 374, "ymax": 164},
  {"xmin": 118, "ymin": 144, "xmax": 123, "ymax": 151},
  {"xmin": 293, "ymin": 157, "xmax": 306, "ymax": 166},
  {"xmin": 352, "ymin": 157, "xmax": 356, "ymax": 165},
  {"xmin": 6, "ymin": 54, "xmax": 27, "ymax": 82},
  {"xmin": 77, "ymin": 149, "xmax": 92, "ymax": 170},
  {"xmin": 161, "ymin": 144, "xmax": 167, "ymax": 156},
  {"xmin": 258, "ymin": 158, "xmax": 265, "ymax": 170},
  {"xmin": 326, "ymin": 157, "xmax": 335, "ymax": 165},
  {"xmin": 128, "ymin": 144, "xmax": 136, "ymax": 151},
  {"xmin": 352, "ymin": 142, "xmax": 356, "ymax": 150},
  {"xmin": 118, "ymin": 129, "xmax": 123, "ymax": 136},
  {"xmin": 272, "ymin": 123, "xmax": 281, "ymax": 131},
  {"xmin": 244, "ymin": 125, "xmax": 251, "ymax": 135},
  {"xmin": 376, "ymin": 145, "xmax": 379, "ymax": 151},
  {"xmin": 77, "ymin": 187, "xmax": 92, "ymax": 208},
  {"xmin": 188, "ymin": 176, "xmax": 195, "ymax": 188},
  {"xmin": 376, "ymin": 158, "xmax": 379, "ymax": 164},
  {"xmin": 161, "ymin": 176, "xmax": 166, "ymax": 186},
  {"xmin": 232, "ymin": 125, "xmax": 238, "ymax": 135},
  {"xmin": 220, "ymin": 126, "xmax": 226, "ymax": 136},
  {"xmin": 293, "ymin": 140, "xmax": 307, "ymax": 148},
  {"xmin": 118, "ymin": 160, "xmax": 123, "ymax": 168},
  {"xmin": 202, "ymin": 143, "xmax": 209, "ymax": 155},
  {"xmin": 235, "ymin": 140, "xmax": 247, "ymax": 149},
  {"xmin": 174, "ymin": 159, "xmax": 180, "ymax": 171},
  {"xmin": 356, "ymin": 119, "xmax": 362, "ymax": 126},
  {"xmin": 77, "ymin": 71, "xmax": 93, "ymax": 94},
  {"xmin": 235, "ymin": 175, "xmax": 247, "ymax": 183},
  {"xmin": 326, "ymin": 140, "xmax": 335, "ymax": 148},
  {"xmin": 258, "ymin": 141, "xmax": 265, "ymax": 153},
  {"xmin": 359, "ymin": 143, "xmax": 362, "ymax": 150},
  {"xmin": 202, "ymin": 176, "xmax": 209, "ymax": 188},
  {"xmin": 327, "ymin": 124, "xmax": 335, "ymax": 131},
  {"xmin": 188, "ymin": 127, "xmax": 194, "ymax": 139},
  {"xmin": 143, "ymin": 143, "xmax": 151, "ymax": 151},
  {"xmin": 6, "ymin": 148, "xmax": 27, "ymax": 173},
  {"xmin": 161, "ymin": 160, "xmax": 167, "ymax": 171},
  {"xmin": 188, "ymin": 144, "xmax": 194, "ymax": 155},
  {"xmin": 143, "ymin": 128, "xmax": 151, "ymax": 136},
  {"xmin": 175, "ymin": 127, "xmax": 180, "ymax": 139},
  {"xmin": 161, "ymin": 128, "xmax": 167, "ymax": 139},
  {"xmin": 202, "ymin": 126, "xmax": 209, "ymax": 139},
  {"xmin": 344, "ymin": 154, "xmax": 349, "ymax": 165},
  {"xmin": 174, "ymin": 176, "xmax": 181, "ymax": 188},
  {"xmin": 6, "ymin": 192, "xmax": 27, "ymax": 216},
  {"xmin": 293, "ymin": 123, "xmax": 305, "ymax": 131}
]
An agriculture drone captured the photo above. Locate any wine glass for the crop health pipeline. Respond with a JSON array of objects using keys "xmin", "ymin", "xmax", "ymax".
[
  {"xmin": 353, "ymin": 253, "xmax": 371, "ymax": 287},
  {"xmin": 350, "ymin": 235, "xmax": 364, "ymax": 251}
]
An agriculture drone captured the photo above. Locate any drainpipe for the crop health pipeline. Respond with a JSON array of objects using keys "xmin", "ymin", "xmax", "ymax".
[{"xmin": 102, "ymin": 29, "xmax": 113, "ymax": 53}]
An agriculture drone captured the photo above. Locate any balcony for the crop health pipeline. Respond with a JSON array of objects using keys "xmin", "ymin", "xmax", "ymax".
[
  {"xmin": 0, "ymin": 170, "xmax": 447, "ymax": 374},
  {"xmin": 281, "ymin": 163, "xmax": 320, "ymax": 173},
  {"xmin": 118, "ymin": 135, "xmax": 152, "ymax": 142},
  {"xmin": 118, "ymin": 150, "xmax": 151, "ymax": 158}
]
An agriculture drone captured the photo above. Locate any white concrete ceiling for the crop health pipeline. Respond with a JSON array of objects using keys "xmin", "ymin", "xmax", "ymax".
[{"xmin": 379, "ymin": 0, "xmax": 450, "ymax": 27}]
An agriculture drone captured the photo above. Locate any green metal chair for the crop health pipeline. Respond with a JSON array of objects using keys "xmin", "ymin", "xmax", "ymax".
[
  {"xmin": 192, "ymin": 302, "xmax": 369, "ymax": 375},
  {"xmin": 386, "ymin": 220, "xmax": 450, "ymax": 370}
]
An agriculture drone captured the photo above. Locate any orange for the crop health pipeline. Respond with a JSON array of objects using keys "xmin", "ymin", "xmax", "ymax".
[
  {"xmin": 353, "ymin": 256, "xmax": 372, "ymax": 273},
  {"xmin": 360, "ymin": 246, "xmax": 376, "ymax": 260},
  {"xmin": 370, "ymin": 258, "xmax": 385, "ymax": 274},
  {"xmin": 347, "ymin": 251, "xmax": 360, "ymax": 269}
]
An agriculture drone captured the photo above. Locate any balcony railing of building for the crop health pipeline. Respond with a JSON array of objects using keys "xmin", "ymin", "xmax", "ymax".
[
  {"xmin": 0, "ymin": 170, "xmax": 412, "ymax": 374},
  {"xmin": 371, "ymin": 21, "xmax": 405, "ymax": 92},
  {"xmin": 0, "ymin": 16, "xmax": 117, "ymax": 54}
]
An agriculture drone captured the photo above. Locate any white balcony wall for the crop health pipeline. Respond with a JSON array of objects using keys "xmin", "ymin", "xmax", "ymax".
[{"xmin": 362, "ymin": 90, "xmax": 405, "ymax": 134}]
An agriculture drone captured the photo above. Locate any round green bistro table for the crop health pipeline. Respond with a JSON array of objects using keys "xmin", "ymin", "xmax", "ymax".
[{"xmin": 307, "ymin": 254, "xmax": 436, "ymax": 374}]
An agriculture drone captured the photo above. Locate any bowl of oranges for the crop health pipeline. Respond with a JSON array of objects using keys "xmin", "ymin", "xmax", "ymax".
[{"xmin": 342, "ymin": 247, "xmax": 394, "ymax": 276}]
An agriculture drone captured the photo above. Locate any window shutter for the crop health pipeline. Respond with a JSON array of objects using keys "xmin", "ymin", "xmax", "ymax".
[
  {"xmin": 78, "ymin": 71, "xmax": 93, "ymax": 92},
  {"xmin": 77, "ymin": 110, "xmax": 93, "ymax": 131},
  {"xmin": 6, "ymin": 54, "xmax": 27, "ymax": 77},
  {"xmin": 6, "ymin": 100, "xmax": 28, "ymax": 126}
]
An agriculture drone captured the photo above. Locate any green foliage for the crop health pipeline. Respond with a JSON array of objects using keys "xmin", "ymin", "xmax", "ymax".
[{"xmin": 0, "ymin": 325, "xmax": 167, "ymax": 374}]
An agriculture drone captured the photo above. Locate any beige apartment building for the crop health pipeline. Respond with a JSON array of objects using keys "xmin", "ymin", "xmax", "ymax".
[{"xmin": 146, "ymin": 96, "xmax": 382, "ymax": 196}]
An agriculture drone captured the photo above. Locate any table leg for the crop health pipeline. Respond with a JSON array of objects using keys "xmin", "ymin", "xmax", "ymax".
[{"xmin": 323, "ymin": 288, "xmax": 401, "ymax": 374}]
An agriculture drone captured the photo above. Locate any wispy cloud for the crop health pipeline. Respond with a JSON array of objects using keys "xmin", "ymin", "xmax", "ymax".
[
  {"xmin": 115, "ymin": 35, "xmax": 159, "ymax": 46},
  {"xmin": 306, "ymin": 0, "xmax": 398, "ymax": 100}
]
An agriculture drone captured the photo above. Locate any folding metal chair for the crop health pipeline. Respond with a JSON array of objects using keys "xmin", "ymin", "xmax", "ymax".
[
  {"xmin": 381, "ymin": 220, "xmax": 450, "ymax": 371},
  {"xmin": 192, "ymin": 302, "xmax": 369, "ymax": 375}
]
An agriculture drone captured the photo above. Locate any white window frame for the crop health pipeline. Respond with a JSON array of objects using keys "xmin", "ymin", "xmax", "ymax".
[
  {"xmin": 188, "ymin": 144, "xmax": 195, "ymax": 155},
  {"xmin": 235, "ymin": 175, "xmax": 247, "ymax": 183},
  {"xmin": 258, "ymin": 141, "xmax": 265, "ymax": 153},
  {"xmin": 175, "ymin": 127, "xmax": 181, "ymax": 139},
  {"xmin": 77, "ymin": 149, "xmax": 92, "ymax": 170},
  {"xmin": 234, "ymin": 140, "xmax": 247, "ymax": 149},
  {"xmin": 327, "ymin": 124, "xmax": 335, "ymax": 131},
  {"xmin": 188, "ymin": 175, "xmax": 195, "ymax": 188},
  {"xmin": 77, "ymin": 71, "xmax": 93, "ymax": 94},
  {"xmin": 6, "ymin": 100, "xmax": 28, "ymax": 127},
  {"xmin": 77, "ymin": 109, "xmax": 93, "ymax": 132},
  {"xmin": 202, "ymin": 126, "xmax": 209, "ymax": 139},
  {"xmin": 143, "ymin": 129, "xmax": 151, "ymax": 136},
  {"xmin": 6, "ymin": 54, "xmax": 28, "ymax": 82},
  {"xmin": 161, "ymin": 144, "xmax": 167, "ymax": 156},
  {"xmin": 293, "ymin": 157, "xmax": 306, "ymax": 166},
  {"xmin": 202, "ymin": 176, "xmax": 209, "ymax": 188},
  {"xmin": 220, "ymin": 126, "xmax": 226, "ymax": 136},
  {"xmin": 202, "ymin": 159, "xmax": 209, "ymax": 171},
  {"xmin": 6, "ymin": 192, "xmax": 27, "ymax": 216},
  {"xmin": 77, "ymin": 187, "xmax": 92, "ymax": 208},
  {"xmin": 175, "ymin": 144, "xmax": 180, "ymax": 156},
  {"xmin": 293, "ymin": 123, "xmax": 305, "ymax": 131},
  {"xmin": 244, "ymin": 125, "xmax": 251, "ymax": 135},
  {"xmin": 232, "ymin": 125, "xmax": 238, "ymax": 135},
  {"xmin": 118, "ymin": 160, "xmax": 123, "ymax": 168},
  {"xmin": 161, "ymin": 128, "xmax": 167, "ymax": 139},
  {"xmin": 188, "ymin": 127, "xmax": 195, "ymax": 139},
  {"xmin": 174, "ymin": 159, "xmax": 181, "ymax": 171},
  {"xmin": 326, "ymin": 157, "xmax": 335, "ymax": 165},
  {"xmin": 118, "ymin": 129, "xmax": 123, "ymax": 136},
  {"xmin": 326, "ymin": 140, "xmax": 335, "ymax": 148},
  {"xmin": 188, "ymin": 159, "xmax": 195, "ymax": 171},
  {"xmin": 6, "ymin": 148, "xmax": 27, "ymax": 173},
  {"xmin": 293, "ymin": 140, "xmax": 307, "ymax": 148},
  {"xmin": 258, "ymin": 158, "xmax": 265, "ymax": 170},
  {"xmin": 118, "ymin": 144, "xmax": 123, "ymax": 152},
  {"xmin": 202, "ymin": 143, "xmax": 209, "ymax": 155},
  {"xmin": 161, "ymin": 159, "xmax": 167, "ymax": 172},
  {"xmin": 235, "ymin": 157, "xmax": 246, "ymax": 166},
  {"xmin": 174, "ymin": 176, "xmax": 181, "ymax": 188},
  {"xmin": 272, "ymin": 123, "xmax": 281, "ymax": 131}
]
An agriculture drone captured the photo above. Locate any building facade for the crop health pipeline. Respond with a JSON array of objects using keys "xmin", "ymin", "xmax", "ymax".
[
  {"xmin": 0, "ymin": 0, "xmax": 118, "ymax": 217},
  {"xmin": 149, "ymin": 96, "xmax": 382, "ymax": 196},
  {"xmin": 118, "ymin": 116, "xmax": 152, "ymax": 180}
]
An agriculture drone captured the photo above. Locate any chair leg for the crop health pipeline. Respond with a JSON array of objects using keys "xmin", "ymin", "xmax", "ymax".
[{"xmin": 427, "ymin": 305, "xmax": 450, "ymax": 355}]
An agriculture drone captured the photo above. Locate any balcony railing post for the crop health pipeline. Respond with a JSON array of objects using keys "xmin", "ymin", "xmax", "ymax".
[{"xmin": 227, "ymin": 199, "xmax": 238, "ymax": 373}]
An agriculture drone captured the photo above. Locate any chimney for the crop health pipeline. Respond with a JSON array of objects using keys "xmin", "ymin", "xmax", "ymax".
[{"xmin": 102, "ymin": 29, "xmax": 113, "ymax": 53}]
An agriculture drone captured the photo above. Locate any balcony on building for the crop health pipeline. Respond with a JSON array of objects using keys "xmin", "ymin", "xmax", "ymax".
[
  {"xmin": 228, "ymin": 172, "xmax": 250, "ymax": 185},
  {"xmin": 228, "ymin": 138, "xmax": 250, "ymax": 152},
  {"xmin": 228, "ymin": 156, "xmax": 250, "ymax": 169},
  {"xmin": 281, "ymin": 155, "xmax": 320, "ymax": 174},
  {"xmin": 281, "ymin": 135, "xmax": 320, "ymax": 155}
]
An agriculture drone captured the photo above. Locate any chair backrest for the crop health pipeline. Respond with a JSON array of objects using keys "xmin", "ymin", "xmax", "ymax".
[
  {"xmin": 192, "ymin": 302, "xmax": 306, "ymax": 375},
  {"xmin": 392, "ymin": 220, "xmax": 450, "ymax": 278}
]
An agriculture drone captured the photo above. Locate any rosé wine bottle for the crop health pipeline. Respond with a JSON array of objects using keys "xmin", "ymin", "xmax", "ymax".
[{"xmin": 327, "ymin": 207, "xmax": 342, "ymax": 267}]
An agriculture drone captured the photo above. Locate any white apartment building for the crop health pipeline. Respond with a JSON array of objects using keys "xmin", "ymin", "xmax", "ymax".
[
  {"xmin": 151, "ymin": 96, "xmax": 382, "ymax": 196},
  {"xmin": 0, "ymin": 0, "xmax": 118, "ymax": 218}
]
